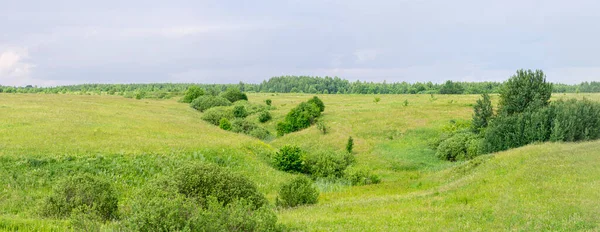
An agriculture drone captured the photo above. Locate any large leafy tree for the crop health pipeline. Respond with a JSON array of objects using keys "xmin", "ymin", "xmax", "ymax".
[{"xmin": 498, "ymin": 69, "xmax": 552, "ymax": 115}]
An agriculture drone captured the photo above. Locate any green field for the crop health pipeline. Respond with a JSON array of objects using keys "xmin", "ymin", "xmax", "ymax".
[{"xmin": 1, "ymin": 93, "xmax": 600, "ymax": 231}]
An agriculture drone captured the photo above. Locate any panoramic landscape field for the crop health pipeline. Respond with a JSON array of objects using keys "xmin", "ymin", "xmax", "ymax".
[{"xmin": 1, "ymin": 77, "xmax": 600, "ymax": 231}]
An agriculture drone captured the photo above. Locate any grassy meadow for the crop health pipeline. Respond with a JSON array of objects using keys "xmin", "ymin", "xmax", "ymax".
[{"xmin": 1, "ymin": 92, "xmax": 599, "ymax": 231}]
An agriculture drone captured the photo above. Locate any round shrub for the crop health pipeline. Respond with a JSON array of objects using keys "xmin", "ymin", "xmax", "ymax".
[
  {"xmin": 42, "ymin": 174, "xmax": 118, "ymax": 220},
  {"xmin": 302, "ymin": 151, "xmax": 354, "ymax": 178},
  {"xmin": 233, "ymin": 105, "xmax": 248, "ymax": 118},
  {"xmin": 273, "ymin": 145, "xmax": 304, "ymax": 173},
  {"xmin": 181, "ymin": 85, "xmax": 205, "ymax": 103},
  {"xmin": 219, "ymin": 118, "xmax": 232, "ymax": 131},
  {"xmin": 174, "ymin": 163, "xmax": 267, "ymax": 209},
  {"xmin": 436, "ymin": 132, "xmax": 480, "ymax": 161},
  {"xmin": 191, "ymin": 96, "xmax": 231, "ymax": 112},
  {"xmin": 220, "ymin": 88, "xmax": 248, "ymax": 103},
  {"xmin": 258, "ymin": 110, "xmax": 272, "ymax": 123},
  {"xmin": 201, "ymin": 106, "xmax": 234, "ymax": 125},
  {"xmin": 276, "ymin": 176, "xmax": 319, "ymax": 208},
  {"xmin": 265, "ymin": 99, "xmax": 272, "ymax": 106}
]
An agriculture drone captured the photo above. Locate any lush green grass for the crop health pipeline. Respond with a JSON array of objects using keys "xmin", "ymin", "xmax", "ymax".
[{"xmin": 1, "ymin": 93, "xmax": 599, "ymax": 231}]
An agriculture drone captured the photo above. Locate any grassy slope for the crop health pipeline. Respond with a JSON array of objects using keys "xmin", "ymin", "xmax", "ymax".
[{"xmin": 0, "ymin": 93, "xmax": 599, "ymax": 231}]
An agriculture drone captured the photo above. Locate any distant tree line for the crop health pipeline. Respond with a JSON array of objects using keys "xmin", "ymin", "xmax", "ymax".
[{"xmin": 2, "ymin": 76, "xmax": 600, "ymax": 96}]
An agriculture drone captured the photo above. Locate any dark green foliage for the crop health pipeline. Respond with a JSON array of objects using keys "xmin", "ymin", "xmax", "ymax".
[
  {"xmin": 277, "ymin": 100, "xmax": 322, "ymax": 136},
  {"xmin": 471, "ymin": 93, "xmax": 494, "ymax": 133},
  {"xmin": 219, "ymin": 118, "xmax": 232, "ymax": 131},
  {"xmin": 42, "ymin": 174, "xmax": 118, "ymax": 221},
  {"xmin": 346, "ymin": 136, "xmax": 354, "ymax": 154},
  {"xmin": 201, "ymin": 107, "xmax": 234, "ymax": 125},
  {"xmin": 174, "ymin": 163, "xmax": 267, "ymax": 209},
  {"xmin": 233, "ymin": 105, "xmax": 248, "ymax": 118},
  {"xmin": 344, "ymin": 167, "xmax": 381, "ymax": 186},
  {"xmin": 265, "ymin": 99, "xmax": 272, "ymax": 106},
  {"xmin": 483, "ymin": 98, "xmax": 600, "ymax": 153},
  {"xmin": 439, "ymin": 80, "xmax": 465, "ymax": 94},
  {"xmin": 258, "ymin": 110, "xmax": 272, "ymax": 123},
  {"xmin": 374, "ymin": 97, "xmax": 381, "ymax": 103},
  {"xmin": 273, "ymin": 145, "xmax": 304, "ymax": 173},
  {"xmin": 181, "ymin": 86, "xmax": 205, "ymax": 103},
  {"xmin": 276, "ymin": 176, "xmax": 319, "ymax": 208},
  {"xmin": 219, "ymin": 88, "xmax": 248, "ymax": 103},
  {"xmin": 230, "ymin": 119, "xmax": 271, "ymax": 139},
  {"xmin": 303, "ymin": 151, "xmax": 355, "ymax": 178},
  {"xmin": 436, "ymin": 132, "xmax": 481, "ymax": 161},
  {"xmin": 498, "ymin": 69, "xmax": 552, "ymax": 115},
  {"xmin": 190, "ymin": 96, "xmax": 231, "ymax": 112},
  {"xmin": 403, "ymin": 99, "xmax": 409, "ymax": 106},
  {"xmin": 307, "ymin": 96, "xmax": 325, "ymax": 112}
]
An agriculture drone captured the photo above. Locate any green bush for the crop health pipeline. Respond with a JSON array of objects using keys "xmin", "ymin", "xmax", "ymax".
[
  {"xmin": 265, "ymin": 99, "xmax": 272, "ymax": 106},
  {"xmin": 191, "ymin": 96, "xmax": 231, "ymax": 112},
  {"xmin": 219, "ymin": 88, "xmax": 248, "ymax": 103},
  {"xmin": 233, "ymin": 105, "xmax": 248, "ymax": 118},
  {"xmin": 273, "ymin": 145, "xmax": 304, "ymax": 173},
  {"xmin": 181, "ymin": 86, "xmax": 205, "ymax": 103},
  {"xmin": 276, "ymin": 176, "xmax": 319, "ymax": 208},
  {"xmin": 258, "ymin": 111, "xmax": 272, "ymax": 123},
  {"xmin": 42, "ymin": 174, "xmax": 118, "ymax": 221},
  {"xmin": 201, "ymin": 106, "xmax": 234, "ymax": 125},
  {"xmin": 69, "ymin": 205, "xmax": 102, "ymax": 232},
  {"xmin": 436, "ymin": 132, "xmax": 480, "ymax": 161},
  {"xmin": 277, "ymin": 101, "xmax": 322, "ymax": 136},
  {"xmin": 302, "ymin": 151, "xmax": 355, "ymax": 178},
  {"xmin": 344, "ymin": 167, "xmax": 381, "ymax": 186},
  {"xmin": 124, "ymin": 184, "xmax": 280, "ymax": 232},
  {"xmin": 174, "ymin": 163, "xmax": 267, "ymax": 209},
  {"xmin": 231, "ymin": 118, "xmax": 259, "ymax": 134},
  {"xmin": 346, "ymin": 136, "xmax": 354, "ymax": 154},
  {"xmin": 219, "ymin": 118, "xmax": 232, "ymax": 131},
  {"xmin": 307, "ymin": 96, "xmax": 325, "ymax": 112}
]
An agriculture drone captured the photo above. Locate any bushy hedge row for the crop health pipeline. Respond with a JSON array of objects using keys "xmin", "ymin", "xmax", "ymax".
[
  {"xmin": 277, "ymin": 97, "xmax": 324, "ymax": 136},
  {"xmin": 191, "ymin": 96, "xmax": 232, "ymax": 112},
  {"xmin": 483, "ymin": 98, "xmax": 600, "ymax": 153},
  {"xmin": 124, "ymin": 163, "xmax": 279, "ymax": 231}
]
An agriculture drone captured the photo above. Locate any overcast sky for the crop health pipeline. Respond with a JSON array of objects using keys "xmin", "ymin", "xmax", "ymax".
[{"xmin": 1, "ymin": 0, "xmax": 599, "ymax": 86}]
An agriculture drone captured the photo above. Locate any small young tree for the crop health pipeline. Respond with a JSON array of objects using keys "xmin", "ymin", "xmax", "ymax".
[
  {"xmin": 265, "ymin": 99, "xmax": 272, "ymax": 106},
  {"xmin": 498, "ymin": 69, "xmax": 552, "ymax": 115},
  {"xmin": 471, "ymin": 93, "xmax": 493, "ymax": 133},
  {"xmin": 316, "ymin": 121, "xmax": 327, "ymax": 134},
  {"xmin": 346, "ymin": 136, "xmax": 354, "ymax": 154},
  {"xmin": 273, "ymin": 145, "xmax": 304, "ymax": 173},
  {"xmin": 374, "ymin": 97, "xmax": 381, "ymax": 104}
]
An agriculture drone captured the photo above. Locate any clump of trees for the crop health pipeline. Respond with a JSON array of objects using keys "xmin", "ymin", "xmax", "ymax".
[
  {"xmin": 435, "ymin": 69, "xmax": 600, "ymax": 161},
  {"xmin": 277, "ymin": 96, "xmax": 324, "ymax": 136}
]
